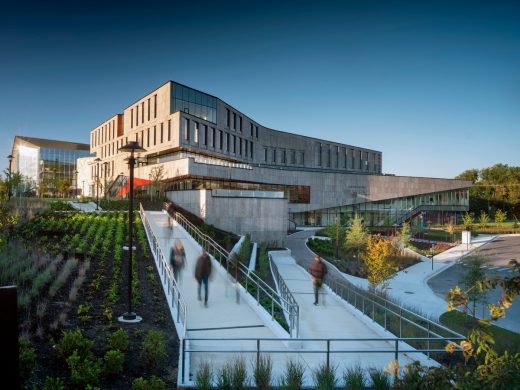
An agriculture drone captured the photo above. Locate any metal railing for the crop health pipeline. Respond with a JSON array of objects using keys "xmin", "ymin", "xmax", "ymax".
[
  {"xmin": 139, "ymin": 203, "xmax": 188, "ymax": 338},
  {"xmin": 164, "ymin": 206, "xmax": 300, "ymax": 338},
  {"xmin": 395, "ymin": 204, "xmax": 467, "ymax": 225},
  {"xmin": 181, "ymin": 335, "xmax": 464, "ymax": 383},
  {"xmin": 269, "ymin": 255, "xmax": 299, "ymax": 337}
]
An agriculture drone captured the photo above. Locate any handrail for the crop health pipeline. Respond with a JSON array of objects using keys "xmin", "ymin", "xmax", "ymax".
[
  {"xmin": 269, "ymin": 255, "xmax": 299, "ymax": 337},
  {"xmin": 165, "ymin": 207, "xmax": 300, "ymax": 338},
  {"xmin": 139, "ymin": 203, "xmax": 188, "ymax": 338},
  {"xmin": 181, "ymin": 335, "xmax": 464, "ymax": 384},
  {"xmin": 395, "ymin": 204, "xmax": 467, "ymax": 225}
]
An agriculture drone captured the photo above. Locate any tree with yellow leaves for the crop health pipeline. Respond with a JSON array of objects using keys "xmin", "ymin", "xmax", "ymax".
[{"xmin": 362, "ymin": 235, "xmax": 396, "ymax": 291}]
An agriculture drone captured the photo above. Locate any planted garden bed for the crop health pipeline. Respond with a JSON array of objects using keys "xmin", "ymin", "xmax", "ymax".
[{"xmin": 3, "ymin": 210, "xmax": 179, "ymax": 389}]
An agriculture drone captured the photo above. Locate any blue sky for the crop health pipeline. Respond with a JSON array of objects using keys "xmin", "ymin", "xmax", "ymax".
[{"xmin": 1, "ymin": 0, "xmax": 518, "ymax": 178}]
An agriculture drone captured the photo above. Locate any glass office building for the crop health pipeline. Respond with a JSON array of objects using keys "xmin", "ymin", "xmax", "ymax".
[{"xmin": 11, "ymin": 136, "xmax": 91, "ymax": 196}]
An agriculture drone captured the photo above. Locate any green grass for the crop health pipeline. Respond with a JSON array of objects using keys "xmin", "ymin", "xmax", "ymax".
[{"xmin": 440, "ymin": 311, "xmax": 520, "ymax": 355}]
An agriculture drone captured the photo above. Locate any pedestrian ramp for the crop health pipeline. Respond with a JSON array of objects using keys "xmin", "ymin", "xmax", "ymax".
[{"xmin": 140, "ymin": 209, "xmax": 442, "ymax": 387}]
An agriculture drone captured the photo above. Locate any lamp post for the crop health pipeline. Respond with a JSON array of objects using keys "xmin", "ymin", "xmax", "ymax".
[
  {"xmin": 429, "ymin": 245, "xmax": 434, "ymax": 271},
  {"xmin": 73, "ymin": 170, "xmax": 79, "ymax": 198},
  {"xmin": 91, "ymin": 157, "xmax": 101, "ymax": 210},
  {"xmin": 82, "ymin": 180, "xmax": 85, "ymax": 198},
  {"xmin": 103, "ymin": 162, "xmax": 109, "ymax": 200},
  {"xmin": 7, "ymin": 154, "xmax": 13, "ymax": 200},
  {"xmin": 118, "ymin": 141, "xmax": 146, "ymax": 323}
]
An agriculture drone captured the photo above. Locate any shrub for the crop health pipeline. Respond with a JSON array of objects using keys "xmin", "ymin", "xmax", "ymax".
[
  {"xmin": 132, "ymin": 376, "xmax": 166, "ymax": 390},
  {"xmin": 66, "ymin": 350, "xmax": 102, "ymax": 387},
  {"xmin": 253, "ymin": 354, "xmax": 272, "ymax": 390},
  {"xmin": 56, "ymin": 329, "xmax": 93, "ymax": 361},
  {"xmin": 19, "ymin": 337, "xmax": 37, "ymax": 384},
  {"xmin": 216, "ymin": 362, "xmax": 233, "ymax": 390},
  {"xmin": 108, "ymin": 328, "xmax": 129, "ymax": 351},
  {"xmin": 103, "ymin": 349, "xmax": 125, "ymax": 377},
  {"xmin": 42, "ymin": 376, "xmax": 65, "ymax": 390},
  {"xmin": 231, "ymin": 355, "xmax": 248, "ymax": 389},
  {"xmin": 313, "ymin": 363, "xmax": 337, "ymax": 390},
  {"xmin": 195, "ymin": 360, "xmax": 213, "ymax": 390},
  {"xmin": 77, "ymin": 304, "xmax": 91, "ymax": 323},
  {"xmin": 343, "ymin": 365, "xmax": 365, "ymax": 389},
  {"xmin": 140, "ymin": 330, "xmax": 167, "ymax": 371},
  {"xmin": 368, "ymin": 368, "xmax": 390, "ymax": 390},
  {"xmin": 279, "ymin": 359, "xmax": 305, "ymax": 390}
]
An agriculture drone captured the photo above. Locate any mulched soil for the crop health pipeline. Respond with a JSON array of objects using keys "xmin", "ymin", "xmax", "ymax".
[{"xmin": 15, "ymin": 230, "xmax": 179, "ymax": 388}]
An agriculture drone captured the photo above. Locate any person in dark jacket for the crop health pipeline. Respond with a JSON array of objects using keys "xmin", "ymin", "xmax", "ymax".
[
  {"xmin": 169, "ymin": 239, "xmax": 186, "ymax": 284},
  {"xmin": 195, "ymin": 250, "xmax": 212, "ymax": 306},
  {"xmin": 308, "ymin": 255, "xmax": 327, "ymax": 305}
]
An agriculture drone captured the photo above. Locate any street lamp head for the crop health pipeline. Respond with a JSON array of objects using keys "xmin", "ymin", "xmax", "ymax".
[
  {"xmin": 7, "ymin": 154, "xmax": 13, "ymax": 162},
  {"xmin": 93, "ymin": 157, "xmax": 102, "ymax": 162},
  {"xmin": 119, "ymin": 141, "xmax": 146, "ymax": 154}
]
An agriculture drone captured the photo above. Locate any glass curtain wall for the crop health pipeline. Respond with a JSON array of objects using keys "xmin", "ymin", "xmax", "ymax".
[{"xmin": 171, "ymin": 83, "xmax": 217, "ymax": 124}]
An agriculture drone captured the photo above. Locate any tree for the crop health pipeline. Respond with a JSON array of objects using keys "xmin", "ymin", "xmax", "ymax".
[
  {"xmin": 150, "ymin": 166, "xmax": 165, "ymax": 200},
  {"xmin": 343, "ymin": 214, "xmax": 368, "ymax": 258},
  {"xmin": 362, "ymin": 235, "xmax": 395, "ymax": 290},
  {"xmin": 323, "ymin": 219, "xmax": 345, "ymax": 257},
  {"xmin": 462, "ymin": 212, "xmax": 474, "ymax": 231},
  {"xmin": 447, "ymin": 220, "xmax": 455, "ymax": 242},
  {"xmin": 479, "ymin": 211, "xmax": 489, "ymax": 229},
  {"xmin": 397, "ymin": 221, "xmax": 411, "ymax": 248},
  {"xmin": 495, "ymin": 209, "xmax": 507, "ymax": 225},
  {"xmin": 460, "ymin": 256, "xmax": 488, "ymax": 318},
  {"xmin": 455, "ymin": 169, "xmax": 480, "ymax": 183},
  {"xmin": 58, "ymin": 179, "xmax": 71, "ymax": 198}
]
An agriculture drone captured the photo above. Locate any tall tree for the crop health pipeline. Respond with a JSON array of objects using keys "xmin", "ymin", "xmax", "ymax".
[
  {"xmin": 460, "ymin": 256, "xmax": 488, "ymax": 318},
  {"xmin": 150, "ymin": 166, "xmax": 165, "ymax": 200},
  {"xmin": 343, "ymin": 214, "xmax": 368, "ymax": 258},
  {"xmin": 363, "ymin": 235, "xmax": 395, "ymax": 291}
]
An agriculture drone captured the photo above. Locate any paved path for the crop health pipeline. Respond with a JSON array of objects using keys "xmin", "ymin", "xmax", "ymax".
[
  {"xmin": 428, "ymin": 235, "xmax": 520, "ymax": 333},
  {"xmin": 68, "ymin": 201, "xmax": 101, "ymax": 212},
  {"xmin": 287, "ymin": 229, "xmax": 496, "ymax": 320},
  {"xmin": 144, "ymin": 214, "xmax": 434, "ymax": 386}
]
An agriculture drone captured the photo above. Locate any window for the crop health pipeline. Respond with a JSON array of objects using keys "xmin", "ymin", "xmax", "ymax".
[
  {"xmin": 244, "ymin": 140, "xmax": 248, "ymax": 157},
  {"xmin": 226, "ymin": 133, "xmax": 230, "ymax": 151},
  {"xmin": 136, "ymin": 105, "xmax": 139, "ymax": 126},
  {"xmin": 194, "ymin": 122, "xmax": 199, "ymax": 143},
  {"xmin": 211, "ymin": 128, "xmax": 216, "ymax": 147},
  {"xmin": 147, "ymin": 128, "xmax": 150, "ymax": 147},
  {"xmin": 203, "ymin": 124, "xmax": 208, "ymax": 146},
  {"xmin": 281, "ymin": 149, "xmax": 286, "ymax": 164},
  {"xmin": 250, "ymin": 141, "xmax": 253, "ymax": 158},
  {"xmin": 160, "ymin": 123, "xmax": 164, "ymax": 143},
  {"xmin": 141, "ymin": 130, "xmax": 144, "ymax": 146},
  {"xmin": 272, "ymin": 149, "xmax": 276, "ymax": 163},
  {"xmin": 131, "ymin": 109, "xmax": 133, "ymax": 128},
  {"xmin": 168, "ymin": 120, "xmax": 171, "ymax": 141},
  {"xmin": 316, "ymin": 142, "xmax": 322, "ymax": 166},
  {"xmin": 233, "ymin": 112, "xmax": 236, "ymax": 130},
  {"xmin": 219, "ymin": 130, "xmax": 223, "ymax": 150},
  {"xmin": 250, "ymin": 123, "xmax": 254, "ymax": 137},
  {"xmin": 350, "ymin": 149, "xmax": 355, "ymax": 169},
  {"xmin": 263, "ymin": 147, "xmax": 268, "ymax": 162},
  {"xmin": 154, "ymin": 94, "xmax": 157, "ymax": 118},
  {"xmin": 239, "ymin": 138, "xmax": 243, "ymax": 155},
  {"xmin": 183, "ymin": 118, "xmax": 190, "ymax": 141},
  {"xmin": 335, "ymin": 146, "xmax": 339, "ymax": 168},
  {"xmin": 255, "ymin": 126, "xmax": 259, "ymax": 138},
  {"xmin": 232, "ymin": 135, "xmax": 236, "ymax": 153},
  {"xmin": 141, "ymin": 102, "xmax": 144, "ymax": 123},
  {"xmin": 239, "ymin": 116, "xmax": 242, "ymax": 132},
  {"xmin": 147, "ymin": 98, "xmax": 150, "ymax": 120},
  {"xmin": 153, "ymin": 126, "xmax": 157, "ymax": 146},
  {"xmin": 226, "ymin": 108, "xmax": 230, "ymax": 127},
  {"xmin": 291, "ymin": 150, "xmax": 296, "ymax": 164},
  {"xmin": 358, "ymin": 150, "xmax": 362, "ymax": 170}
]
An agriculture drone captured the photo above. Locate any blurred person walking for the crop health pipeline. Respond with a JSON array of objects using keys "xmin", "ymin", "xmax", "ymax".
[
  {"xmin": 169, "ymin": 239, "xmax": 186, "ymax": 283},
  {"xmin": 195, "ymin": 250, "xmax": 212, "ymax": 307},
  {"xmin": 309, "ymin": 255, "xmax": 327, "ymax": 305}
]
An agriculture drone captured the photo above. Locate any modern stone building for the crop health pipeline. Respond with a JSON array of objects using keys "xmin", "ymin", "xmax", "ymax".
[
  {"xmin": 89, "ymin": 81, "xmax": 471, "ymax": 242},
  {"xmin": 10, "ymin": 136, "xmax": 91, "ymax": 197}
]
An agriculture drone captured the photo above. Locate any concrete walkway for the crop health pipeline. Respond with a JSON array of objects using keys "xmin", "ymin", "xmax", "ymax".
[
  {"xmin": 68, "ymin": 201, "xmax": 102, "ymax": 212},
  {"xmin": 288, "ymin": 229, "xmax": 496, "ymax": 320},
  {"xmin": 144, "ymin": 213, "xmax": 435, "ymax": 386}
]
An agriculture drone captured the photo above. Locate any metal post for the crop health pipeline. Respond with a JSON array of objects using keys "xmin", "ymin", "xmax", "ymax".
[
  {"xmin": 427, "ymin": 322, "xmax": 431, "ymax": 358},
  {"xmin": 256, "ymin": 339, "xmax": 260, "ymax": 371},
  {"xmin": 384, "ymin": 300, "xmax": 387, "ymax": 330},
  {"xmin": 7, "ymin": 155, "xmax": 13, "ymax": 201},
  {"xmin": 326, "ymin": 340, "xmax": 330, "ymax": 369},
  {"xmin": 395, "ymin": 339, "xmax": 399, "ymax": 363},
  {"xmin": 399, "ymin": 307, "xmax": 403, "ymax": 338},
  {"xmin": 181, "ymin": 338, "xmax": 186, "ymax": 384}
]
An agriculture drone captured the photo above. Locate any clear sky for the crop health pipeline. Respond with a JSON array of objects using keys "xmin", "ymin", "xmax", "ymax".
[{"xmin": 1, "ymin": 0, "xmax": 518, "ymax": 178}]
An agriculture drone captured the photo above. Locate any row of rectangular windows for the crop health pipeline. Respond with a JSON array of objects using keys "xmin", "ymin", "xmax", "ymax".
[
  {"xmin": 225, "ymin": 107, "xmax": 259, "ymax": 139},
  {"xmin": 130, "ymin": 94, "xmax": 158, "ymax": 129},
  {"xmin": 182, "ymin": 118, "xmax": 254, "ymax": 159},
  {"xmin": 263, "ymin": 147, "xmax": 305, "ymax": 166},
  {"xmin": 315, "ymin": 143, "xmax": 381, "ymax": 172},
  {"xmin": 98, "ymin": 120, "xmax": 172, "ymax": 160},
  {"xmin": 91, "ymin": 118, "xmax": 117, "ymax": 148},
  {"xmin": 91, "ymin": 160, "xmax": 115, "ymax": 179}
]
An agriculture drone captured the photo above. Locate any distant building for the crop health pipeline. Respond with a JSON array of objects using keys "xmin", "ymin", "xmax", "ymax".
[
  {"xmin": 89, "ymin": 81, "xmax": 471, "ymax": 242},
  {"xmin": 10, "ymin": 136, "xmax": 91, "ymax": 197}
]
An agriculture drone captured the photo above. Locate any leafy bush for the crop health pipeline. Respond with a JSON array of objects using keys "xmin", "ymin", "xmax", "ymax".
[
  {"xmin": 56, "ymin": 329, "xmax": 93, "ymax": 361},
  {"xmin": 313, "ymin": 363, "xmax": 337, "ymax": 390},
  {"xmin": 108, "ymin": 328, "xmax": 129, "ymax": 351},
  {"xmin": 308, "ymin": 238, "xmax": 334, "ymax": 257},
  {"xmin": 253, "ymin": 354, "xmax": 272, "ymax": 390},
  {"xmin": 343, "ymin": 364, "xmax": 365, "ymax": 389},
  {"xmin": 140, "ymin": 330, "xmax": 167, "ymax": 371},
  {"xmin": 103, "ymin": 349, "xmax": 125, "ymax": 377},
  {"xmin": 19, "ymin": 337, "xmax": 37, "ymax": 384},
  {"xmin": 66, "ymin": 350, "xmax": 102, "ymax": 387},
  {"xmin": 132, "ymin": 376, "xmax": 166, "ymax": 390},
  {"xmin": 42, "ymin": 376, "xmax": 65, "ymax": 390},
  {"xmin": 397, "ymin": 361, "xmax": 454, "ymax": 389},
  {"xmin": 195, "ymin": 360, "xmax": 213, "ymax": 390},
  {"xmin": 368, "ymin": 368, "xmax": 390, "ymax": 389},
  {"xmin": 279, "ymin": 359, "xmax": 305, "ymax": 390}
]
